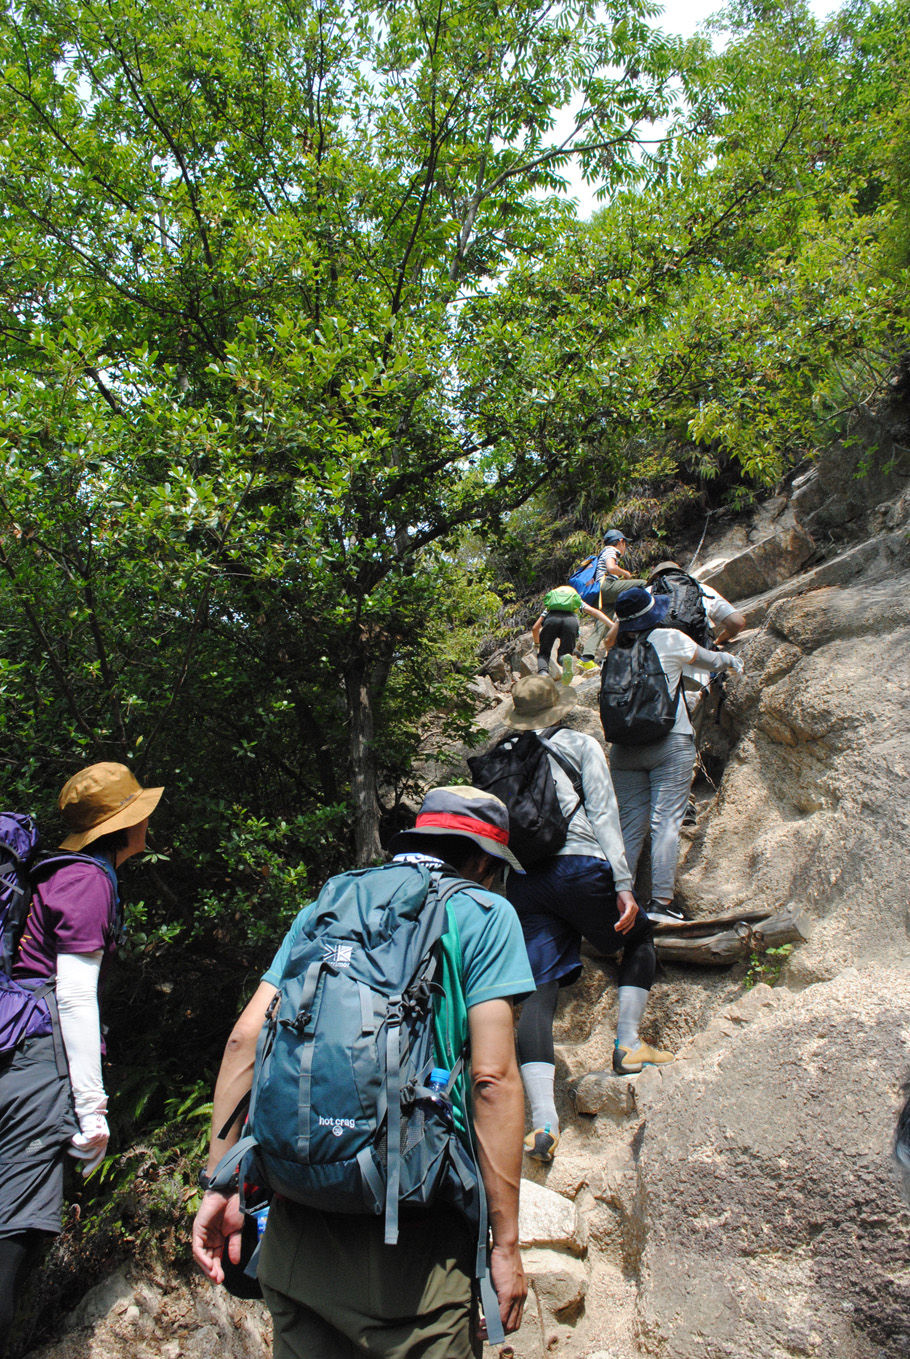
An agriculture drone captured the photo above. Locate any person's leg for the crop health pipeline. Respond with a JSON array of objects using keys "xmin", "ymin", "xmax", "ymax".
[
  {"xmin": 648, "ymin": 734, "xmax": 697, "ymax": 906},
  {"xmin": 537, "ymin": 615, "xmax": 561, "ymax": 673},
  {"xmin": 581, "ymin": 615, "xmax": 607, "ymax": 661},
  {"xmin": 614, "ymin": 911, "xmax": 672, "ymax": 1073},
  {"xmin": 516, "ymin": 980, "xmax": 560, "ymax": 1157},
  {"xmin": 526, "ymin": 860, "xmax": 672, "ymax": 1075},
  {"xmin": 553, "ymin": 614, "xmax": 579, "ymax": 663},
  {"xmin": 0, "ymin": 1234, "xmax": 30, "ymax": 1344},
  {"xmin": 262, "ymin": 1283, "xmax": 361, "ymax": 1359},
  {"xmin": 608, "ymin": 748, "xmax": 652, "ymax": 888}
]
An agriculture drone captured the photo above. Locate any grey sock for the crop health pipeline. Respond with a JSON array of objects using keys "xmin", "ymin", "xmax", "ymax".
[
  {"xmin": 520, "ymin": 1062, "xmax": 559, "ymax": 1134},
  {"xmin": 616, "ymin": 986, "xmax": 650, "ymax": 1050}
]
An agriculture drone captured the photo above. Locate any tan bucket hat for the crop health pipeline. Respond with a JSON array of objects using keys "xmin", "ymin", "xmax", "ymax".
[
  {"xmin": 58, "ymin": 762, "xmax": 164, "ymax": 851},
  {"xmin": 502, "ymin": 675, "xmax": 577, "ymax": 731}
]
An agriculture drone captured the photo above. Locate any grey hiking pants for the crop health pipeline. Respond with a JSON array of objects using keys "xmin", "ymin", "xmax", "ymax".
[{"xmin": 609, "ymin": 732, "xmax": 696, "ymax": 902}]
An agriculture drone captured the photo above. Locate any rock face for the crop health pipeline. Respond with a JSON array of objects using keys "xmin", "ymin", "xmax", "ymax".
[
  {"xmin": 26, "ymin": 1269, "xmax": 271, "ymax": 1359},
  {"xmin": 677, "ymin": 572, "xmax": 910, "ymax": 982},
  {"xmin": 632, "ymin": 976, "xmax": 910, "ymax": 1359}
]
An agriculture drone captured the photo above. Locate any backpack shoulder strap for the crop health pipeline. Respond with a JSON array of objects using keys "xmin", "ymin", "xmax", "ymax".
[
  {"xmin": 32, "ymin": 851, "xmax": 121, "ymax": 941},
  {"xmin": 537, "ymin": 728, "xmax": 585, "ymax": 811}
]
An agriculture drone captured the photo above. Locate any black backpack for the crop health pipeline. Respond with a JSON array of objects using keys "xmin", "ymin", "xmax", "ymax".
[
  {"xmin": 599, "ymin": 634, "xmax": 680, "ymax": 746},
  {"xmin": 649, "ymin": 567, "xmax": 712, "ymax": 649},
  {"xmin": 467, "ymin": 727, "xmax": 584, "ymax": 867}
]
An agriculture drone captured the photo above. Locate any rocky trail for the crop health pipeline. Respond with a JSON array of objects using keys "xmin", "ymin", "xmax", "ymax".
[{"xmin": 26, "ymin": 422, "xmax": 910, "ymax": 1358}]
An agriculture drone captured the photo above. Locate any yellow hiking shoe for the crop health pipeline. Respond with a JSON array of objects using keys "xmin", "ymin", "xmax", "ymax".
[
  {"xmin": 524, "ymin": 1126, "xmax": 560, "ymax": 1162},
  {"xmin": 613, "ymin": 1041, "xmax": 675, "ymax": 1076}
]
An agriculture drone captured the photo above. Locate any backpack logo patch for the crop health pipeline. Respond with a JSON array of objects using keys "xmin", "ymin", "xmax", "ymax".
[{"xmin": 322, "ymin": 942, "xmax": 354, "ymax": 968}]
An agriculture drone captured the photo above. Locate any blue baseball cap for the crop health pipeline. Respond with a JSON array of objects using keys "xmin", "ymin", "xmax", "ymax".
[{"xmin": 603, "ymin": 529, "xmax": 633, "ymax": 545}]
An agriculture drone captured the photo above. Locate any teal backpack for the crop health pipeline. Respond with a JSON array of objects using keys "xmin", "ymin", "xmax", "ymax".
[{"xmin": 212, "ymin": 862, "xmax": 505, "ymax": 1343}]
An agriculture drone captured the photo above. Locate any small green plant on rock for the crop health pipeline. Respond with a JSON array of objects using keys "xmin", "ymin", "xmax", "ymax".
[{"xmin": 744, "ymin": 944, "xmax": 793, "ymax": 990}]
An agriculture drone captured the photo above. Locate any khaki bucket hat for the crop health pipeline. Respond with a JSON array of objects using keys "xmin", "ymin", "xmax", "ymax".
[
  {"xmin": 58, "ymin": 762, "xmax": 163, "ymax": 851},
  {"xmin": 501, "ymin": 675, "xmax": 577, "ymax": 731}
]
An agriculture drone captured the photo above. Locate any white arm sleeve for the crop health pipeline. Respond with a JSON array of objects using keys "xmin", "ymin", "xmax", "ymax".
[
  {"xmin": 56, "ymin": 951, "xmax": 107, "ymax": 1127},
  {"xmin": 691, "ymin": 643, "xmax": 741, "ymax": 672},
  {"xmin": 576, "ymin": 738, "xmax": 634, "ymax": 891}
]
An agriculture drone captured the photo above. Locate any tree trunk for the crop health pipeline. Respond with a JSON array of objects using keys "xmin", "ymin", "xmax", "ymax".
[{"xmin": 344, "ymin": 656, "xmax": 382, "ymax": 866}]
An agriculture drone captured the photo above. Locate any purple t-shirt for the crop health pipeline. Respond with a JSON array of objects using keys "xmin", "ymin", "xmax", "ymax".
[{"xmin": 14, "ymin": 860, "xmax": 117, "ymax": 982}]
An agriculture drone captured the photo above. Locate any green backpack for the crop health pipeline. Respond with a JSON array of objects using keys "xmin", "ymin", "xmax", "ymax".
[{"xmin": 544, "ymin": 585, "xmax": 582, "ymax": 613}]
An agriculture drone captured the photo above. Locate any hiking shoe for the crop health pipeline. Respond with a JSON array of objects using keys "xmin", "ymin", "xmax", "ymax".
[
  {"xmin": 682, "ymin": 798, "xmax": 698, "ymax": 827},
  {"xmin": 647, "ymin": 899, "xmax": 690, "ymax": 924},
  {"xmin": 524, "ymin": 1127, "xmax": 559, "ymax": 1162},
  {"xmin": 576, "ymin": 658, "xmax": 599, "ymax": 673},
  {"xmin": 613, "ymin": 1041, "xmax": 674, "ymax": 1076},
  {"xmin": 560, "ymin": 655, "xmax": 576, "ymax": 684}
]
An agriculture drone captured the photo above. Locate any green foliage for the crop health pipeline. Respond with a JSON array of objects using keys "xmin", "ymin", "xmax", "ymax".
[{"xmin": 744, "ymin": 943, "xmax": 794, "ymax": 988}]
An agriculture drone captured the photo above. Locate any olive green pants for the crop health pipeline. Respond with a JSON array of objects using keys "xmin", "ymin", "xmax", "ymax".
[
  {"xmin": 258, "ymin": 1197, "xmax": 481, "ymax": 1359},
  {"xmin": 582, "ymin": 576, "xmax": 648, "ymax": 657}
]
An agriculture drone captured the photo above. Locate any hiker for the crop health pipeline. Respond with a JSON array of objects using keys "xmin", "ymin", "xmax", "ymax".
[
  {"xmin": 192, "ymin": 785, "xmax": 533, "ymax": 1358},
  {"xmin": 648, "ymin": 560, "xmax": 747, "ymax": 821},
  {"xmin": 0, "ymin": 764, "xmax": 163, "ymax": 1343},
  {"xmin": 580, "ymin": 530, "xmax": 648, "ymax": 664},
  {"xmin": 603, "ymin": 587, "xmax": 744, "ymax": 923},
  {"xmin": 532, "ymin": 585, "xmax": 611, "ymax": 681},
  {"xmin": 497, "ymin": 674, "xmax": 673, "ymax": 1161},
  {"xmin": 648, "ymin": 560, "xmax": 746, "ymax": 651}
]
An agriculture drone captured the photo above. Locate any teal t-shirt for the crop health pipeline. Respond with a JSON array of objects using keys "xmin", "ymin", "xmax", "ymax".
[{"xmin": 262, "ymin": 864, "xmax": 534, "ymax": 1136}]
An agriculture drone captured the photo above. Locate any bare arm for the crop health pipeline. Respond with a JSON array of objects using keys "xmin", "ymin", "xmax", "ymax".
[
  {"xmin": 600, "ymin": 616, "xmax": 620, "ymax": 652},
  {"xmin": 191, "ymin": 981, "xmax": 276, "ymax": 1283},
  {"xmin": 468, "ymin": 997, "xmax": 527, "ymax": 1335},
  {"xmin": 714, "ymin": 611, "xmax": 746, "ymax": 645},
  {"xmin": 580, "ymin": 601, "xmax": 608, "ymax": 623},
  {"xmin": 531, "ymin": 614, "xmax": 544, "ymax": 646}
]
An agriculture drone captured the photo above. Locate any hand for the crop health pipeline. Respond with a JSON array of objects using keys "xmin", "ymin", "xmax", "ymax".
[
  {"xmin": 68, "ymin": 1112, "xmax": 109, "ymax": 1176},
  {"xmin": 482, "ymin": 1242, "xmax": 526, "ymax": 1337},
  {"xmin": 192, "ymin": 1190, "xmax": 245, "ymax": 1284},
  {"xmin": 615, "ymin": 891, "xmax": 639, "ymax": 934}
]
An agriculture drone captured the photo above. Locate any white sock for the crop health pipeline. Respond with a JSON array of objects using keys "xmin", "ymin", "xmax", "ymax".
[
  {"xmin": 520, "ymin": 1062, "xmax": 559, "ymax": 1134},
  {"xmin": 616, "ymin": 986, "xmax": 650, "ymax": 1050}
]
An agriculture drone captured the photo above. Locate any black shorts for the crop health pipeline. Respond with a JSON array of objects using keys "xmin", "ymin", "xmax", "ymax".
[{"xmin": 0, "ymin": 1033, "xmax": 76, "ymax": 1238}]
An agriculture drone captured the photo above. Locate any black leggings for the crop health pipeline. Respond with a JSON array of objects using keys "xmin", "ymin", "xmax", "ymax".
[
  {"xmin": 517, "ymin": 979, "xmax": 560, "ymax": 1066},
  {"xmin": 537, "ymin": 612, "xmax": 579, "ymax": 672},
  {"xmin": 0, "ymin": 1232, "xmax": 39, "ymax": 1349}
]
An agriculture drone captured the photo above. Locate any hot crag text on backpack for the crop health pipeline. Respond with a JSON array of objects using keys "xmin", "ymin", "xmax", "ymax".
[{"xmin": 468, "ymin": 729, "xmax": 584, "ymax": 867}]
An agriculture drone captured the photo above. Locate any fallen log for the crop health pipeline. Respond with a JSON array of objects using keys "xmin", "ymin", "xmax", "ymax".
[{"xmin": 653, "ymin": 903, "xmax": 808, "ymax": 966}]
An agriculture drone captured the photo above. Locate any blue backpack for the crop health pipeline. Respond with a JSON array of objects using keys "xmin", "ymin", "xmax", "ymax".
[
  {"xmin": 213, "ymin": 862, "xmax": 506, "ymax": 1342},
  {"xmin": 0, "ymin": 812, "xmax": 116, "ymax": 1052},
  {"xmin": 568, "ymin": 554, "xmax": 602, "ymax": 606}
]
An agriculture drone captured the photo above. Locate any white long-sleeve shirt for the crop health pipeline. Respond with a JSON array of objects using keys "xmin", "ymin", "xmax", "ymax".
[{"xmin": 540, "ymin": 727, "xmax": 634, "ymax": 891}]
